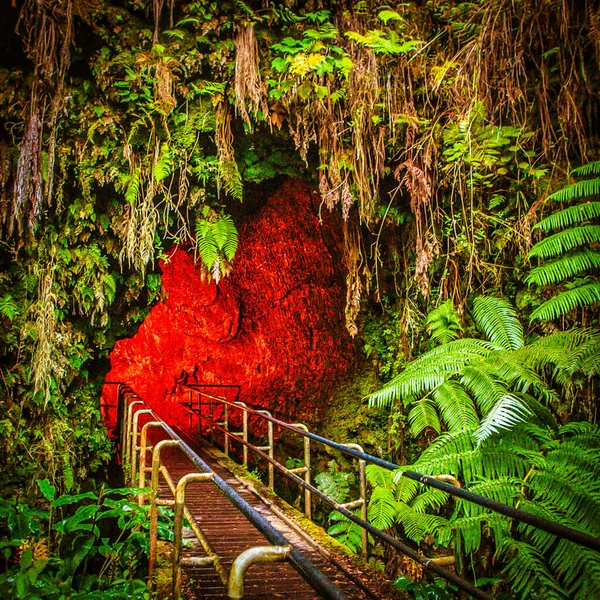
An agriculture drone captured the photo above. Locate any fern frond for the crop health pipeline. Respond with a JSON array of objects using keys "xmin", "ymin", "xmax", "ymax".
[
  {"xmin": 459, "ymin": 364, "xmax": 506, "ymax": 414},
  {"xmin": 501, "ymin": 539, "xmax": 568, "ymax": 600},
  {"xmin": 367, "ymin": 339, "xmax": 497, "ymax": 408},
  {"xmin": 534, "ymin": 201, "xmax": 600, "ymax": 232},
  {"xmin": 547, "ymin": 178, "xmax": 600, "ymax": 202},
  {"xmin": 154, "ymin": 143, "xmax": 173, "ymax": 182},
  {"xmin": 218, "ymin": 160, "xmax": 244, "ymax": 201},
  {"xmin": 365, "ymin": 465, "xmax": 394, "ymax": 488},
  {"xmin": 571, "ymin": 161, "xmax": 600, "ymax": 177},
  {"xmin": 0, "ymin": 295, "xmax": 18, "ymax": 320},
  {"xmin": 408, "ymin": 397, "xmax": 441, "ymax": 436},
  {"xmin": 432, "ymin": 381, "xmax": 479, "ymax": 432},
  {"xmin": 526, "ymin": 469, "xmax": 600, "ymax": 526},
  {"xmin": 525, "ymin": 249, "xmax": 600, "ymax": 286},
  {"xmin": 426, "ymin": 299, "xmax": 463, "ymax": 344},
  {"xmin": 456, "ymin": 477, "xmax": 522, "ymax": 517},
  {"xmin": 473, "ymin": 393, "xmax": 531, "ymax": 445},
  {"xmin": 395, "ymin": 503, "xmax": 430, "ymax": 543},
  {"xmin": 472, "ymin": 296, "xmax": 524, "ymax": 350},
  {"xmin": 558, "ymin": 420, "xmax": 600, "ymax": 439},
  {"xmin": 125, "ymin": 168, "xmax": 141, "ymax": 205},
  {"xmin": 367, "ymin": 486, "xmax": 398, "ymax": 530},
  {"xmin": 530, "ymin": 282, "xmax": 600, "ymax": 321},
  {"xmin": 450, "ymin": 513, "xmax": 512, "ymax": 555},
  {"xmin": 487, "ymin": 351, "xmax": 558, "ymax": 404},
  {"xmin": 196, "ymin": 222, "xmax": 218, "ymax": 270},
  {"xmin": 528, "ymin": 225, "xmax": 600, "ymax": 259}
]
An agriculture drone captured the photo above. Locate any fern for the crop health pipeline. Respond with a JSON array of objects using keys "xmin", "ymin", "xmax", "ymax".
[
  {"xmin": 530, "ymin": 283, "xmax": 600, "ymax": 321},
  {"xmin": 527, "ymin": 163, "xmax": 600, "ymax": 321},
  {"xmin": 534, "ymin": 201, "xmax": 600, "ymax": 231},
  {"xmin": 153, "ymin": 143, "xmax": 173, "ymax": 182},
  {"xmin": 472, "ymin": 296, "xmax": 524, "ymax": 350},
  {"xmin": 571, "ymin": 160, "xmax": 600, "ymax": 177},
  {"xmin": 426, "ymin": 299, "xmax": 463, "ymax": 344},
  {"xmin": 0, "ymin": 295, "xmax": 18, "ymax": 321},
  {"xmin": 195, "ymin": 210, "xmax": 239, "ymax": 283},
  {"xmin": 327, "ymin": 509, "xmax": 364, "ymax": 554},
  {"xmin": 314, "ymin": 461, "xmax": 355, "ymax": 503},
  {"xmin": 218, "ymin": 160, "xmax": 243, "ymax": 201},
  {"xmin": 408, "ymin": 397, "xmax": 441, "ymax": 436},
  {"xmin": 473, "ymin": 393, "xmax": 531, "ymax": 445},
  {"xmin": 432, "ymin": 381, "xmax": 479, "ymax": 432},
  {"xmin": 528, "ymin": 225, "xmax": 600, "ymax": 260},
  {"xmin": 546, "ymin": 178, "xmax": 600, "ymax": 203},
  {"xmin": 526, "ymin": 248, "xmax": 600, "ymax": 286},
  {"xmin": 367, "ymin": 338, "xmax": 496, "ymax": 408},
  {"xmin": 367, "ymin": 486, "xmax": 398, "ymax": 530},
  {"xmin": 124, "ymin": 168, "xmax": 141, "ymax": 205}
]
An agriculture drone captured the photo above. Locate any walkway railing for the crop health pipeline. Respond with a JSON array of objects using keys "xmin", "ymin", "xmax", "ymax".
[
  {"xmin": 174, "ymin": 382, "xmax": 600, "ymax": 600},
  {"xmin": 109, "ymin": 382, "xmax": 349, "ymax": 600}
]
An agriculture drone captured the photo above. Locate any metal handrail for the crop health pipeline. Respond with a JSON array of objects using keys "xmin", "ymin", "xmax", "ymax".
[
  {"xmin": 118, "ymin": 385, "xmax": 349, "ymax": 600},
  {"xmin": 179, "ymin": 384, "xmax": 600, "ymax": 555},
  {"xmin": 180, "ymin": 387, "xmax": 368, "ymax": 555}
]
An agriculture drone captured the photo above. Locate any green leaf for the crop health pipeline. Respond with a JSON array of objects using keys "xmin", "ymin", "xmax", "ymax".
[{"xmin": 37, "ymin": 479, "xmax": 56, "ymax": 502}]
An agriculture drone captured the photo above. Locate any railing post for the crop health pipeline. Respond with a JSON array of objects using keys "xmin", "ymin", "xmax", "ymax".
[
  {"xmin": 130, "ymin": 409, "xmax": 153, "ymax": 486},
  {"xmin": 148, "ymin": 439, "xmax": 180, "ymax": 583},
  {"xmin": 224, "ymin": 403, "xmax": 229, "ymax": 456},
  {"xmin": 344, "ymin": 443, "xmax": 368, "ymax": 557},
  {"xmin": 234, "ymin": 402, "xmax": 249, "ymax": 468},
  {"xmin": 209, "ymin": 394, "xmax": 214, "ymax": 444},
  {"xmin": 123, "ymin": 400, "xmax": 144, "ymax": 475},
  {"xmin": 196, "ymin": 392, "xmax": 202, "ymax": 435},
  {"xmin": 173, "ymin": 472, "xmax": 215, "ymax": 600},
  {"xmin": 257, "ymin": 410, "xmax": 274, "ymax": 491},
  {"xmin": 291, "ymin": 424, "xmax": 311, "ymax": 520},
  {"xmin": 138, "ymin": 421, "xmax": 164, "ymax": 505}
]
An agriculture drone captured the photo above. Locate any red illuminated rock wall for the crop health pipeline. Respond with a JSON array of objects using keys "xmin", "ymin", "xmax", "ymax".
[{"xmin": 104, "ymin": 179, "xmax": 356, "ymax": 429}]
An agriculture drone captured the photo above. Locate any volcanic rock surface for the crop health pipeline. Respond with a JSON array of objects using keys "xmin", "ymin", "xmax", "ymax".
[{"xmin": 104, "ymin": 179, "xmax": 356, "ymax": 429}]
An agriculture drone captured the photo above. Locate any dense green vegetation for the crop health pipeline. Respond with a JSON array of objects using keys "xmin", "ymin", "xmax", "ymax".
[{"xmin": 1, "ymin": 0, "xmax": 600, "ymax": 598}]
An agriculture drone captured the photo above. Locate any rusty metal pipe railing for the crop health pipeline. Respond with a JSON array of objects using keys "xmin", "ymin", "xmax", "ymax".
[
  {"xmin": 182, "ymin": 392, "xmax": 369, "ymax": 526},
  {"xmin": 227, "ymin": 545, "xmax": 292, "ymax": 600},
  {"xmin": 180, "ymin": 385, "xmax": 600, "ymax": 555},
  {"xmin": 122, "ymin": 395, "xmax": 348, "ymax": 600},
  {"xmin": 173, "ymin": 472, "xmax": 216, "ymax": 599}
]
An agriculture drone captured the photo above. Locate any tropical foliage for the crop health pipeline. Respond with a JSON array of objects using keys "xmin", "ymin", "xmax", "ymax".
[
  {"xmin": 366, "ymin": 422, "xmax": 600, "ymax": 599},
  {"xmin": 527, "ymin": 161, "xmax": 600, "ymax": 322},
  {"xmin": 366, "ymin": 295, "xmax": 600, "ymax": 596},
  {"xmin": 0, "ymin": 482, "xmax": 171, "ymax": 599}
]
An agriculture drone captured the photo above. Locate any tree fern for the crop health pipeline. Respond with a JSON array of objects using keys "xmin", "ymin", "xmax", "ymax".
[
  {"xmin": 432, "ymin": 381, "xmax": 479, "ymax": 432},
  {"xmin": 408, "ymin": 397, "xmax": 441, "ymax": 436},
  {"xmin": 546, "ymin": 178, "xmax": 600, "ymax": 203},
  {"xmin": 367, "ymin": 338, "xmax": 496, "ymax": 408},
  {"xmin": 571, "ymin": 160, "xmax": 600, "ymax": 177},
  {"xmin": 473, "ymin": 393, "xmax": 531, "ymax": 445},
  {"xmin": 501, "ymin": 539, "xmax": 569, "ymax": 600},
  {"xmin": 527, "ymin": 161, "xmax": 600, "ymax": 321},
  {"xmin": 367, "ymin": 486, "xmax": 398, "ymax": 530}
]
